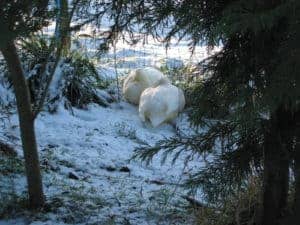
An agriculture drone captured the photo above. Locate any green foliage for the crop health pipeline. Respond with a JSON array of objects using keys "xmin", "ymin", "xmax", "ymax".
[
  {"xmin": 17, "ymin": 35, "xmax": 53, "ymax": 105},
  {"xmin": 118, "ymin": 1, "xmax": 299, "ymax": 221},
  {"xmin": 10, "ymin": 35, "xmax": 113, "ymax": 111},
  {"xmin": 0, "ymin": 143, "xmax": 26, "ymax": 219},
  {"xmin": 62, "ymin": 51, "xmax": 111, "ymax": 109},
  {"xmin": 0, "ymin": 155, "xmax": 24, "ymax": 176},
  {"xmin": 0, "ymin": 0, "xmax": 51, "ymax": 48},
  {"xmin": 20, "ymin": 35, "xmax": 52, "ymax": 70},
  {"xmin": 160, "ymin": 63, "xmax": 195, "ymax": 85},
  {"xmin": 160, "ymin": 62, "xmax": 202, "ymax": 108},
  {"xmin": 194, "ymin": 177, "xmax": 262, "ymax": 225},
  {"xmin": 0, "ymin": 194, "xmax": 29, "ymax": 219},
  {"xmin": 146, "ymin": 187, "xmax": 190, "ymax": 224},
  {"xmin": 134, "ymin": 121, "xmax": 263, "ymax": 203},
  {"xmin": 0, "ymin": 142, "xmax": 24, "ymax": 175}
]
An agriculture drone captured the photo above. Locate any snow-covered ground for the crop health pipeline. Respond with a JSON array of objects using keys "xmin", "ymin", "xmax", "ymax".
[
  {"xmin": 0, "ymin": 24, "xmax": 214, "ymax": 225},
  {"xmin": 1, "ymin": 101, "xmax": 202, "ymax": 225}
]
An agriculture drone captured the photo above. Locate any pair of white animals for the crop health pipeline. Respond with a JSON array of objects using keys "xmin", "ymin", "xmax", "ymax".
[{"xmin": 122, "ymin": 67, "xmax": 185, "ymax": 127}]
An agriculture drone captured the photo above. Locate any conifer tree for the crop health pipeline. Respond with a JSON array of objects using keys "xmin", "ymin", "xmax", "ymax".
[{"xmin": 96, "ymin": 0, "xmax": 299, "ymax": 224}]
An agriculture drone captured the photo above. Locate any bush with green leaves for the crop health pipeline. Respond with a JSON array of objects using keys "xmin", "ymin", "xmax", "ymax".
[
  {"xmin": 193, "ymin": 176, "xmax": 262, "ymax": 225},
  {"xmin": 6, "ymin": 36, "xmax": 113, "ymax": 112},
  {"xmin": 60, "ymin": 51, "xmax": 112, "ymax": 109},
  {"xmin": 19, "ymin": 36, "xmax": 52, "ymax": 105}
]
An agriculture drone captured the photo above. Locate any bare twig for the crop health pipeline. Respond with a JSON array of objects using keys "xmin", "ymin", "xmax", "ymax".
[
  {"xmin": 181, "ymin": 195, "xmax": 204, "ymax": 208},
  {"xmin": 32, "ymin": 0, "xmax": 75, "ymax": 118},
  {"xmin": 69, "ymin": 0, "xmax": 81, "ymax": 22},
  {"xmin": 69, "ymin": 11, "xmax": 105, "ymax": 32},
  {"xmin": 32, "ymin": 48, "xmax": 62, "ymax": 119},
  {"xmin": 113, "ymin": 39, "xmax": 121, "ymax": 102}
]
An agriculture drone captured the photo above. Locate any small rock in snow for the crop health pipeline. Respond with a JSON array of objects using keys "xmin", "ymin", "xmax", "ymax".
[
  {"xmin": 68, "ymin": 172, "xmax": 80, "ymax": 180},
  {"xmin": 101, "ymin": 165, "xmax": 116, "ymax": 171},
  {"xmin": 119, "ymin": 166, "xmax": 131, "ymax": 173}
]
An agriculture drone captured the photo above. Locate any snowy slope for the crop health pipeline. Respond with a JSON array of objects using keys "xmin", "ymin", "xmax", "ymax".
[
  {"xmin": 1, "ymin": 101, "xmax": 203, "ymax": 225},
  {"xmin": 0, "ymin": 22, "xmax": 214, "ymax": 225}
]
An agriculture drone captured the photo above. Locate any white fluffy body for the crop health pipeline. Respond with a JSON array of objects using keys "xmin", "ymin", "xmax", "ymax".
[
  {"xmin": 139, "ymin": 79, "xmax": 185, "ymax": 127},
  {"xmin": 122, "ymin": 67, "xmax": 167, "ymax": 105}
]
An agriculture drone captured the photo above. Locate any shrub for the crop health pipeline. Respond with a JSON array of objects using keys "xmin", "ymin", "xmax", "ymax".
[
  {"xmin": 21, "ymin": 36, "xmax": 53, "ymax": 105},
  {"xmin": 160, "ymin": 63, "xmax": 201, "ymax": 108},
  {"xmin": 61, "ymin": 51, "xmax": 111, "ymax": 109},
  {"xmin": 193, "ymin": 176, "xmax": 262, "ymax": 225},
  {"xmin": 10, "ymin": 36, "xmax": 113, "ymax": 112}
]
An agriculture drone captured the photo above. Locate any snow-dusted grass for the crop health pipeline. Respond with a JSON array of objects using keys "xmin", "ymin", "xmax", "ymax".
[{"xmin": 1, "ymin": 101, "xmax": 202, "ymax": 225}]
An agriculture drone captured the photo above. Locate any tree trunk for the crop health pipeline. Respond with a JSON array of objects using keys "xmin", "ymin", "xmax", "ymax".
[
  {"xmin": 56, "ymin": 0, "xmax": 71, "ymax": 56},
  {"xmin": 0, "ymin": 40, "xmax": 45, "ymax": 209},
  {"xmin": 293, "ymin": 110, "xmax": 300, "ymax": 223},
  {"xmin": 262, "ymin": 109, "xmax": 290, "ymax": 225},
  {"xmin": 294, "ymin": 146, "xmax": 300, "ymax": 223}
]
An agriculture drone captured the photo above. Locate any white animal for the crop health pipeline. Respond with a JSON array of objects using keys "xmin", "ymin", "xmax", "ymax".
[
  {"xmin": 139, "ymin": 79, "xmax": 185, "ymax": 127},
  {"xmin": 122, "ymin": 67, "xmax": 168, "ymax": 105}
]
